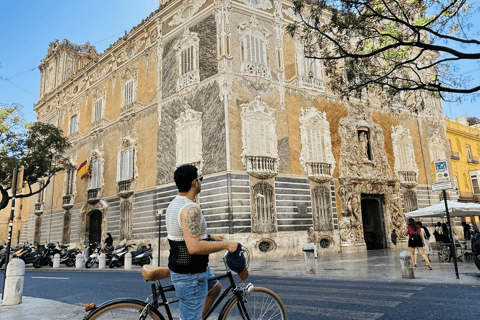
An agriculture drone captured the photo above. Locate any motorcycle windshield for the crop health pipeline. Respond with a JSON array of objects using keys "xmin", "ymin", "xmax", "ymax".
[{"xmin": 114, "ymin": 239, "xmax": 126, "ymax": 250}]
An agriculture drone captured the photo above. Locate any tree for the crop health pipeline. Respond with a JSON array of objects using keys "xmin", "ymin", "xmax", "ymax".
[
  {"xmin": 287, "ymin": 0, "xmax": 480, "ymax": 112},
  {"xmin": 0, "ymin": 103, "xmax": 74, "ymax": 210}
]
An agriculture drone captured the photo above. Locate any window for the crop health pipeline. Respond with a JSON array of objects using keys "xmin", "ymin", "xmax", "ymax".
[
  {"xmin": 179, "ymin": 46, "xmax": 196, "ymax": 76},
  {"xmin": 467, "ymin": 145, "xmax": 472, "ymax": 161},
  {"xmin": 243, "ymin": 34, "xmax": 267, "ymax": 66},
  {"xmin": 118, "ymin": 148, "xmax": 134, "ymax": 181},
  {"xmin": 392, "ymin": 125, "xmax": 418, "ymax": 173},
  {"xmin": 453, "ymin": 176, "xmax": 459, "ymax": 190},
  {"xmin": 70, "ymin": 115, "xmax": 77, "ymax": 134},
  {"xmin": 304, "ymin": 55, "xmax": 322, "ymax": 79},
  {"xmin": 175, "ymin": 106, "xmax": 202, "ymax": 167},
  {"xmin": 403, "ymin": 190, "xmax": 418, "ymax": 213},
  {"xmin": 94, "ymin": 99, "xmax": 102, "ymax": 121},
  {"xmin": 37, "ymin": 181, "xmax": 45, "ymax": 203},
  {"xmin": 48, "ymin": 116, "xmax": 57, "ymax": 127},
  {"xmin": 62, "ymin": 212, "xmax": 71, "ymax": 244},
  {"xmin": 345, "ymin": 59, "xmax": 367, "ymax": 100},
  {"xmin": 91, "ymin": 160, "xmax": 102, "ymax": 189},
  {"xmin": 470, "ymin": 171, "xmax": 480, "ymax": 194},
  {"xmin": 120, "ymin": 201, "xmax": 133, "ymax": 240},
  {"xmin": 238, "ymin": 16, "xmax": 271, "ymax": 79},
  {"xmin": 251, "ymin": 182, "xmax": 277, "ymax": 233},
  {"xmin": 312, "ymin": 185, "xmax": 333, "ymax": 231},
  {"xmin": 65, "ymin": 171, "xmax": 75, "ymax": 195},
  {"xmin": 124, "ymin": 79, "xmax": 134, "ymax": 105}
]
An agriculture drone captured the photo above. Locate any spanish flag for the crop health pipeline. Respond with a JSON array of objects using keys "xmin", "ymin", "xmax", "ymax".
[{"xmin": 77, "ymin": 160, "xmax": 89, "ymax": 179}]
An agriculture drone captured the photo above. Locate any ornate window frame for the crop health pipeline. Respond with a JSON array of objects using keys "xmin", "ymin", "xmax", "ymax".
[
  {"xmin": 238, "ymin": 0, "xmax": 273, "ymax": 10},
  {"xmin": 391, "ymin": 125, "xmax": 419, "ymax": 188},
  {"xmin": 295, "ymin": 40, "xmax": 324, "ymax": 92},
  {"xmin": 428, "ymin": 129, "xmax": 447, "ymax": 163},
  {"xmin": 87, "ymin": 146, "xmax": 104, "ymax": 204},
  {"xmin": 116, "ymin": 133, "xmax": 138, "ymax": 198},
  {"xmin": 299, "ymin": 107, "xmax": 335, "ymax": 182},
  {"xmin": 175, "ymin": 29, "xmax": 200, "ymax": 91},
  {"xmin": 175, "ymin": 101, "xmax": 203, "ymax": 172},
  {"xmin": 238, "ymin": 16, "xmax": 271, "ymax": 80},
  {"xmin": 62, "ymin": 157, "xmax": 77, "ymax": 210},
  {"xmin": 120, "ymin": 66, "xmax": 139, "ymax": 113},
  {"xmin": 251, "ymin": 181, "xmax": 277, "ymax": 234},
  {"xmin": 240, "ymin": 97, "xmax": 279, "ymax": 179},
  {"xmin": 120, "ymin": 200, "xmax": 133, "ymax": 240},
  {"xmin": 312, "ymin": 185, "xmax": 333, "ymax": 231},
  {"xmin": 91, "ymin": 85, "xmax": 107, "ymax": 131},
  {"xmin": 168, "ymin": 0, "xmax": 208, "ymax": 27},
  {"xmin": 69, "ymin": 114, "xmax": 78, "ymax": 135}
]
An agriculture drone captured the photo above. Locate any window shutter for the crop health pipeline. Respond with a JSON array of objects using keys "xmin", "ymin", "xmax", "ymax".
[
  {"xmin": 260, "ymin": 39, "xmax": 265, "ymax": 65},
  {"xmin": 128, "ymin": 148, "xmax": 134, "ymax": 180},
  {"xmin": 246, "ymin": 36, "xmax": 251, "ymax": 62}
]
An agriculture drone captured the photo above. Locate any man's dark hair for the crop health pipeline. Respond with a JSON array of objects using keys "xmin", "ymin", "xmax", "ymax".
[{"xmin": 174, "ymin": 165, "xmax": 198, "ymax": 192}]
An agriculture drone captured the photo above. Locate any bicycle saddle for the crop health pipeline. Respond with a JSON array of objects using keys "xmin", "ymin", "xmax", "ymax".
[{"xmin": 142, "ymin": 265, "xmax": 171, "ymax": 281}]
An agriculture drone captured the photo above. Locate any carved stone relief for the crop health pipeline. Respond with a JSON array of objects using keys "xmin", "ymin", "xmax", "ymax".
[
  {"xmin": 238, "ymin": 0, "xmax": 273, "ymax": 10},
  {"xmin": 119, "ymin": 200, "xmax": 133, "ymax": 240},
  {"xmin": 392, "ymin": 125, "xmax": 419, "ymax": 188},
  {"xmin": 169, "ymin": 0, "xmax": 208, "ymax": 27},
  {"xmin": 174, "ymin": 29, "xmax": 200, "ymax": 91},
  {"xmin": 79, "ymin": 200, "xmax": 108, "ymax": 246},
  {"xmin": 428, "ymin": 128, "xmax": 447, "ymax": 162}
]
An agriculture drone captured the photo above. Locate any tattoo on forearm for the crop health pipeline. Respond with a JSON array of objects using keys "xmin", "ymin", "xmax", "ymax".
[{"xmin": 186, "ymin": 207, "xmax": 200, "ymax": 236}]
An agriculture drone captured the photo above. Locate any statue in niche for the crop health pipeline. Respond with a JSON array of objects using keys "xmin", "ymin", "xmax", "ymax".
[{"xmin": 359, "ymin": 131, "xmax": 370, "ymax": 160}]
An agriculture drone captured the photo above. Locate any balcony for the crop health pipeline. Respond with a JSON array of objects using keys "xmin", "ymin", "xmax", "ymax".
[
  {"xmin": 398, "ymin": 171, "xmax": 418, "ymax": 188},
  {"xmin": 450, "ymin": 151, "xmax": 460, "ymax": 161},
  {"xmin": 243, "ymin": 156, "xmax": 279, "ymax": 179},
  {"xmin": 241, "ymin": 62, "xmax": 271, "ymax": 79},
  {"xmin": 34, "ymin": 202, "xmax": 44, "ymax": 216},
  {"xmin": 458, "ymin": 191, "xmax": 477, "ymax": 202},
  {"xmin": 299, "ymin": 76, "xmax": 324, "ymax": 92},
  {"xmin": 468, "ymin": 156, "xmax": 479, "ymax": 164},
  {"xmin": 177, "ymin": 69, "xmax": 200, "ymax": 91},
  {"xmin": 305, "ymin": 162, "xmax": 332, "ymax": 183},
  {"xmin": 87, "ymin": 188, "xmax": 101, "ymax": 204},
  {"xmin": 117, "ymin": 180, "xmax": 134, "ymax": 198},
  {"xmin": 62, "ymin": 195, "xmax": 74, "ymax": 210}
]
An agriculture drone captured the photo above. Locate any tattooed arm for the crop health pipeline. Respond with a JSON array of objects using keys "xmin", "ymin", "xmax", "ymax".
[{"xmin": 181, "ymin": 204, "xmax": 237, "ymax": 255}]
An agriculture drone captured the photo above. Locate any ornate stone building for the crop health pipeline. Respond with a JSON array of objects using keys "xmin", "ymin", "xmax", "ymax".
[{"xmin": 15, "ymin": 0, "xmax": 451, "ymax": 256}]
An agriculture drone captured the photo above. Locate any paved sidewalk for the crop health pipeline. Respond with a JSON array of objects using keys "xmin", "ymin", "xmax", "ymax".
[{"xmin": 1, "ymin": 249, "xmax": 479, "ymax": 319}]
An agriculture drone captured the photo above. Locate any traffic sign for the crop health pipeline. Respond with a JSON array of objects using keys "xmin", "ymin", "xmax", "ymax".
[
  {"xmin": 434, "ymin": 159, "xmax": 450, "ymax": 182},
  {"xmin": 431, "ymin": 181, "xmax": 453, "ymax": 192}
]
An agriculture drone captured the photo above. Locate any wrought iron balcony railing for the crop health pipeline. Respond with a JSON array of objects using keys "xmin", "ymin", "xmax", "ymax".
[{"xmin": 87, "ymin": 188, "xmax": 100, "ymax": 204}]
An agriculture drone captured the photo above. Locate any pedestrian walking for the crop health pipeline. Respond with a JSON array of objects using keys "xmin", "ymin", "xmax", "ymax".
[
  {"xmin": 415, "ymin": 222, "xmax": 432, "ymax": 265},
  {"xmin": 391, "ymin": 229, "xmax": 398, "ymax": 252},
  {"xmin": 307, "ymin": 227, "xmax": 318, "ymax": 258},
  {"xmin": 462, "ymin": 221, "xmax": 471, "ymax": 241},
  {"xmin": 104, "ymin": 233, "xmax": 113, "ymax": 248},
  {"xmin": 406, "ymin": 218, "xmax": 432, "ymax": 270}
]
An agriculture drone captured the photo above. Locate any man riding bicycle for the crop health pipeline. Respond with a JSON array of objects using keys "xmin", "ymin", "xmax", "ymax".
[{"xmin": 166, "ymin": 165, "xmax": 238, "ymax": 320}]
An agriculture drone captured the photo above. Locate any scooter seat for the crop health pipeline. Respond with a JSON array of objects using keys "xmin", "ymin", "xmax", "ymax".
[{"xmin": 142, "ymin": 265, "xmax": 171, "ymax": 282}]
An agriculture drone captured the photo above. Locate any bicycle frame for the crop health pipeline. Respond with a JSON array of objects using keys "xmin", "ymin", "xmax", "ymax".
[{"xmin": 146, "ymin": 269, "xmax": 251, "ymax": 320}]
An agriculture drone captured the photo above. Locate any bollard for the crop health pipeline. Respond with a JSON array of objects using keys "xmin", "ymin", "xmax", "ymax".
[
  {"xmin": 124, "ymin": 252, "xmax": 132, "ymax": 270},
  {"xmin": 3, "ymin": 258, "xmax": 25, "ymax": 305},
  {"xmin": 76, "ymin": 253, "xmax": 83, "ymax": 269},
  {"xmin": 53, "ymin": 253, "xmax": 60, "ymax": 268},
  {"xmin": 98, "ymin": 253, "xmax": 106, "ymax": 269},
  {"xmin": 302, "ymin": 243, "xmax": 316, "ymax": 274},
  {"xmin": 152, "ymin": 252, "xmax": 159, "ymax": 266},
  {"xmin": 399, "ymin": 251, "xmax": 415, "ymax": 279}
]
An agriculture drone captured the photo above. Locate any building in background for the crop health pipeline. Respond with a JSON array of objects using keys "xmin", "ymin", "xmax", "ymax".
[{"xmin": 11, "ymin": 0, "xmax": 451, "ymax": 256}]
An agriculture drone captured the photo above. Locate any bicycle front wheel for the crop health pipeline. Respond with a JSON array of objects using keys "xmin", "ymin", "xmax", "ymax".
[
  {"xmin": 87, "ymin": 300, "xmax": 163, "ymax": 320},
  {"xmin": 220, "ymin": 287, "xmax": 287, "ymax": 320}
]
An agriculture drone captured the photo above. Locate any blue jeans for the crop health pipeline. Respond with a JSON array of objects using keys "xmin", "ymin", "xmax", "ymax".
[{"xmin": 170, "ymin": 267, "xmax": 218, "ymax": 320}]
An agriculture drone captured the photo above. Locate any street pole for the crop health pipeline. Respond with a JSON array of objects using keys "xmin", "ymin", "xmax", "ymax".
[
  {"xmin": 443, "ymin": 190, "xmax": 459, "ymax": 279},
  {"xmin": 2, "ymin": 166, "xmax": 18, "ymax": 299},
  {"xmin": 157, "ymin": 210, "xmax": 162, "ymax": 267}
]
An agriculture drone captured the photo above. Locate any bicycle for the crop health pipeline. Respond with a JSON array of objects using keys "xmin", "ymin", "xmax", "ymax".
[{"xmin": 83, "ymin": 248, "xmax": 287, "ymax": 320}]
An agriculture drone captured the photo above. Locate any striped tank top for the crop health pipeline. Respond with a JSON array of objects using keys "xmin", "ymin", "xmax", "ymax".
[{"xmin": 166, "ymin": 195, "xmax": 209, "ymax": 273}]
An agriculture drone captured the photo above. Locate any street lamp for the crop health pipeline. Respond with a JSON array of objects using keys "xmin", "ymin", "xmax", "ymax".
[{"xmin": 155, "ymin": 209, "xmax": 164, "ymax": 267}]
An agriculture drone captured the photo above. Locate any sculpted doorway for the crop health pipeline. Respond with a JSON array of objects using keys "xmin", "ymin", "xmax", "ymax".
[
  {"xmin": 88, "ymin": 210, "xmax": 102, "ymax": 250},
  {"xmin": 361, "ymin": 195, "xmax": 386, "ymax": 250}
]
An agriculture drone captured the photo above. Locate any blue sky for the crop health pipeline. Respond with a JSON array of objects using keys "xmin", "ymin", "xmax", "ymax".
[{"xmin": 0, "ymin": 1, "xmax": 478, "ymax": 122}]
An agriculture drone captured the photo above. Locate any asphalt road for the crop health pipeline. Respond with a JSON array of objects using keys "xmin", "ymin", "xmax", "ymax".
[{"xmin": 1, "ymin": 270, "xmax": 479, "ymax": 319}]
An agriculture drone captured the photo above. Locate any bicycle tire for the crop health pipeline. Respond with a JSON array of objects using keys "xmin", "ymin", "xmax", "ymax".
[
  {"xmin": 219, "ymin": 287, "xmax": 287, "ymax": 320},
  {"xmin": 86, "ymin": 300, "xmax": 164, "ymax": 320}
]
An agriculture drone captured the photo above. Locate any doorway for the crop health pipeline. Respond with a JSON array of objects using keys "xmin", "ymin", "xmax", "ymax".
[
  {"xmin": 88, "ymin": 210, "xmax": 102, "ymax": 249},
  {"xmin": 361, "ymin": 194, "xmax": 386, "ymax": 250}
]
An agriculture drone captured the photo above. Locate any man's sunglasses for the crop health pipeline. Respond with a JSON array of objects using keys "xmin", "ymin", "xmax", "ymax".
[{"xmin": 196, "ymin": 175, "xmax": 203, "ymax": 182}]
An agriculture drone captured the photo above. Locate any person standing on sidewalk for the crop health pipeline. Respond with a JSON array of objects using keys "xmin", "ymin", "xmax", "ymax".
[
  {"xmin": 307, "ymin": 227, "xmax": 318, "ymax": 258},
  {"xmin": 166, "ymin": 164, "xmax": 238, "ymax": 320},
  {"xmin": 406, "ymin": 218, "xmax": 432, "ymax": 270},
  {"xmin": 390, "ymin": 229, "xmax": 398, "ymax": 252},
  {"xmin": 414, "ymin": 222, "xmax": 432, "ymax": 265}
]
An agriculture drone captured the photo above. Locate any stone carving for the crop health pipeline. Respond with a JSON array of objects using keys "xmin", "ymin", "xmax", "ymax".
[
  {"xmin": 251, "ymin": 181, "xmax": 277, "ymax": 233},
  {"xmin": 403, "ymin": 189, "xmax": 418, "ymax": 213},
  {"xmin": 119, "ymin": 200, "xmax": 133, "ymax": 240},
  {"xmin": 299, "ymin": 107, "xmax": 335, "ymax": 182},
  {"xmin": 175, "ymin": 101, "xmax": 203, "ymax": 172},
  {"xmin": 428, "ymin": 128, "xmax": 447, "ymax": 162},
  {"xmin": 169, "ymin": 0, "xmax": 208, "ymax": 27},
  {"xmin": 392, "ymin": 125, "xmax": 418, "ymax": 188},
  {"xmin": 238, "ymin": 0, "xmax": 273, "ymax": 10},
  {"xmin": 240, "ymin": 97, "xmax": 279, "ymax": 179},
  {"xmin": 312, "ymin": 185, "xmax": 333, "ymax": 231},
  {"xmin": 359, "ymin": 132, "xmax": 369, "ymax": 161},
  {"xmin": 79, "ymin": 200, "xmax": 109, "ymax": 246}
]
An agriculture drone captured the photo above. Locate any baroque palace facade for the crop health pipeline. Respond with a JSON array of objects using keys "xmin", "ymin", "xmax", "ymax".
[{"xmin": 13, "ymin": 0, "xmax": 452, "ymax": 256}]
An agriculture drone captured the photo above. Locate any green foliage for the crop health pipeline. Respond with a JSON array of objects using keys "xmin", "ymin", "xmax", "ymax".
[{"xmin": 0, "ymin": 103, "xmax": 73, "ymax": 208}]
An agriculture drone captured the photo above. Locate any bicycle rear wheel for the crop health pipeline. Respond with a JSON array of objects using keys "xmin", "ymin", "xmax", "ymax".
[
  {"xmin": 86, "ymin": 301, "xmax": 163, "ymax": 320},
  {"xmin": 220, "ymin": 287, "xmax": 287, "ymax": 320}
]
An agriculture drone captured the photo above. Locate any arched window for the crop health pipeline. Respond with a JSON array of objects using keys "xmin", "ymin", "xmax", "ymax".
[
  {"xmin": 312, "ymin": 185, "xmax": 333, "ymax": 231},
  {"xmin": 251, "ymin": 182, "xmax": 277, "ymax": 233},
  {"xmin": 120, "ymin": 201, "xmax": 132, "ymax": 240},
  {"xmin": 238, "ymin": 16, "xmax": 271, "ymax": 79},
  {"xmin": 175, "ymin": 29, "xmax": 200, "ymax": 90}
]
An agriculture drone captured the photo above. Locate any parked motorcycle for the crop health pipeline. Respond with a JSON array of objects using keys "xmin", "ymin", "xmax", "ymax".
[
  {"xmin": 0, "ymin": 243, "xmax": 6, "ymax": 268},
  {"xmin": 130, "ymin": 244, "xmax": 153, "ymax": 267},
  {"xmin": 85, "ymin": 243, "xmax": 102, "ymax": 269},
  {"xmin": 108, "ymin": 239, "xmax": 129, "ymax": 268},
  {"xmin": 33, "ymin": 243, "xmax": 61, "ymax": 268},
  {"xmin": 58, "ymin": 243, "xmax": 79, "ymax": 267},
  {"xmin": 13, "ymin": 243, "xmax": 39, "ymax": 266}
]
